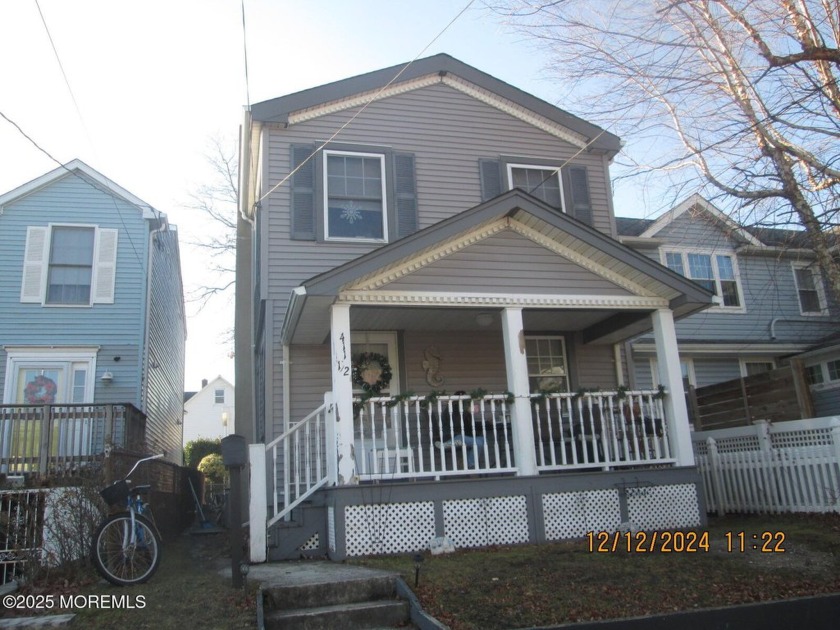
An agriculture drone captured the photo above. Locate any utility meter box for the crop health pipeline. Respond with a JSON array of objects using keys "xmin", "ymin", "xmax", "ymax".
[{"xmin": 221, "ymin": 434, "xmax": 247, "ymax": 468}]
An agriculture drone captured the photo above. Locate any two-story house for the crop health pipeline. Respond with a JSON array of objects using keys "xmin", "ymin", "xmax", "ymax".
[
  {"xmin": 0, "ymin": 160, "xmax": 186, "ymax": 469},
  {"xmin": 182, "ymin": 376, "xmax": 235, "ymax": 445},
  {"xmin": 237, "ymin": 54, "xmax": 717, "ymax": 561},
  {"xmin": 617, "ymin": 195, "xmax": 840, "ymax": 419}
]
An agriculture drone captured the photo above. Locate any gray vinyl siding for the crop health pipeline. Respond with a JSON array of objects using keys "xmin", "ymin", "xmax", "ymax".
[
  {"xmin": 263, "ymin": 83, "xmax": 617, "ymax": 432},
  {"xmin": 571, "ymin": 341, "xmax": 620, "ymax": 390},
  {"xmin": 632, "ymin": 212, "xmax": 838, "ymax": 346},
  {"xmin": 812, "ymin": 386, "xmax": 840, "ymax": 417},
  {"xmin": 144, "ymin": 228, "xmax": 186, "ymax": 463},
  {"xmin": 693, "ymin": 359, "xmax": 741, "ymax": 387},
  {"xmin": 384, "ymin": 231, "xmax": 630, "ymax": 295},
  {"xmin": 0, "ymin": 173, "xmax": 148, "ymax": 404}
]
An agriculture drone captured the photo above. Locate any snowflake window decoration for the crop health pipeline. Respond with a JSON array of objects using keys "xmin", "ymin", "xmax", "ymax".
[{"xmin": 340, "ymin": 202, "xmax": 363, "ymax": 224}]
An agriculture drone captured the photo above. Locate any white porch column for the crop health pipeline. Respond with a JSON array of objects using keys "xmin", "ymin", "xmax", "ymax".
[
  {"xmin": 330, "ymin": 303, "xmax": 357, "ymax": 484},
  {"xmin": 651, "ymin": 308, "xmax": 695, "ymax": 466},
  {"xmin": 248, "ymin": 444, "xmax": 267, "ymax": 563},
  {"xmin": 501, "ymin": 307, "xmax": 538, "ymax": 476}
]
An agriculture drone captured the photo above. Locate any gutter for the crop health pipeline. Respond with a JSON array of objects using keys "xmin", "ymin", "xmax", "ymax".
[
  {"xmin": 770, "ymin": 316, "xmax": 837, "ymax": 340},
  {"xmin": 280, "ymin": 286, "xmax": 307, "ymax": 346}
]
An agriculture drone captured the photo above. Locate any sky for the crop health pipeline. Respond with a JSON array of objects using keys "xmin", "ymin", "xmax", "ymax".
[{"xmin": 0, "ymin": 0, "xmax": 654, "ymax": 391}]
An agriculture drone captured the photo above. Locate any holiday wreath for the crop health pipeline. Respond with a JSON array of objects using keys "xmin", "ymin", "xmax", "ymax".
[
  {"xmin": 352, "ymin": 352, "xmax": 392, "ymax": 394},
  {"xmin": 24, "ymin": 374, "xmax": 58, "ymax": 404}
]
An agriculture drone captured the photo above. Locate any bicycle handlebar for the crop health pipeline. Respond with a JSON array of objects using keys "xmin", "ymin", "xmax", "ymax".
[{"xmin": 124, "ymin": 453, "xmax": 165, "ymax": 479}]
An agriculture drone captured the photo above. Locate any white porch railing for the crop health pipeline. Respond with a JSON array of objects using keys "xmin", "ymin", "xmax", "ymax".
[
  {"xmin": 354, "ymin": 390, "xmax": 672, "ymax": 479},
  {"xmin": 532, "ymin": 391, "xmax": 673, "ymax": 471},
  {"xmin": 693, "ymin": 417, "xmax": 840, "ymax": 515},
  {"xmin": 354, "ymin": 394, "xmax": 517, "ymax": 479},
  {"xmin": 266, "ymin": 400, "xmax": 329, "ymax": 527}
]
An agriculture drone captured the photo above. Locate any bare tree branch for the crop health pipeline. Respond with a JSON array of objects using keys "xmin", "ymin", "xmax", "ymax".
[{"xmin": 491, "ymin": 0, "xmax": 840, "ymax": 301}]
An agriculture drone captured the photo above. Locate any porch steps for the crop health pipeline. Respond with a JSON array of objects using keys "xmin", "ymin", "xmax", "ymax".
[{"xmin": 261, "ymin": 572, "xmax": 413, "ymax": 630}]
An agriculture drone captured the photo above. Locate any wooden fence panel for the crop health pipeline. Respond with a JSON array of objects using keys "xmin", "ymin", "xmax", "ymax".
[{"xmin": 690, "ymin": 366, "xmax": 811, "ymax": 430}]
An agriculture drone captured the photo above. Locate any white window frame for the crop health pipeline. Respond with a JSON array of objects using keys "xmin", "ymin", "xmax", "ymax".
[
  {"xmin": 739, "ymin": 359, "xmax": 776, "ymax": 378},
  {"xmin": 323, "ymin": 150, "xmax": 388, "ymax": 243},
  {"xmin": 660, "ymin": 247, "xmax": 746, "ymax": 313},
  {"xmin": 805, "ymin": 357, "xmax": 840, "ymax": 392},
  {"xmin": 525, "ymin": 336, "xmax": 570, "ymax": 393},
  {"xmin": 214, "ymin": 389, "xmax": 225, "ymax": 404},
  {"xmin": 3, "ymin": 347, "xmax": 98, "ymax": 404},
  {"xmin": 506, "ymin": 163, "xmax": 565, "ymax": 212},
  {"xmin": 791, "ymin": 262, "xmax": 828, "ymax": 316},
  {"xmin": 650, "ymin": 357, "xmax": 695, "ymax": 390},
  {"xmin": 20, "ymin": 224, "xmax": 118, "ymax": 307}
]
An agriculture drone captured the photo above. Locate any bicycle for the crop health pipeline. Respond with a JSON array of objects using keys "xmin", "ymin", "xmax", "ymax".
[{"xmin": 91, "ymin": 453, "xmax": 164, "ymax": 586}]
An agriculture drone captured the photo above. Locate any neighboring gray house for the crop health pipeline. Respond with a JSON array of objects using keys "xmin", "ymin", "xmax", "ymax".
[
  {"xmin": 237, "ymin": 54, "xmax": 717, "ymax": 561},
  {"xmin": 617, "ymin": 194, "xmax": 840, "ymax": 417},
  {"xmin": 0, "ymin": 160, "xmax": 186, "ymax": 468}
]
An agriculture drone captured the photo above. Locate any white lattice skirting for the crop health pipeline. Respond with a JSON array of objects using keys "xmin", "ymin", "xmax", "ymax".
[{"xmin": 341, "ymin": 483, "xmax": 701, "ymax": 557}]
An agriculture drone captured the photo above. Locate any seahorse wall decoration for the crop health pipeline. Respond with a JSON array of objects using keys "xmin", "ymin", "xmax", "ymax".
[{"xmin": 423, "ymin": 345, "xmax": 444, "ymax": 387}]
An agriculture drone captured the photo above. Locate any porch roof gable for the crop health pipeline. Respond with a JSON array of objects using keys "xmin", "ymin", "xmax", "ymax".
[{"xmin": 282, "ymin": 190, "xmax": 715, "ymax": 344}]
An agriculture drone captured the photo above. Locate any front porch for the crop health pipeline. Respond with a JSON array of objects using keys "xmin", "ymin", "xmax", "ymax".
[{"xmin": 249, "ymin": 192, "xmax": 715, "ymax": 561}]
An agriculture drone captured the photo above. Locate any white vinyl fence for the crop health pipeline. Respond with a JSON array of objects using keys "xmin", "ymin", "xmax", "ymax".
[{"xmin": 692, "ymin": 417, "xmax": 840, "ymax": 515}]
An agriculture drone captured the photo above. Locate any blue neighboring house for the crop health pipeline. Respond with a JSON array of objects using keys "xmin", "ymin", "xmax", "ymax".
[
  {"xmin": 617, "ymin": 194, "xmax": 840, "ymax": 419},
  {"xmin": 0, "ymin": 160, "xmax": 186, "ymax": 466}
]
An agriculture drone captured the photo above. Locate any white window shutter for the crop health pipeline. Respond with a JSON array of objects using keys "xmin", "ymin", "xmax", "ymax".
[
  {"xmin": 92, "ymin": 228, "xmax": 118, "ymax": 304},
  {"xmin": 20, "ymin": 226, "xmax": 48, "ymax": 303}
]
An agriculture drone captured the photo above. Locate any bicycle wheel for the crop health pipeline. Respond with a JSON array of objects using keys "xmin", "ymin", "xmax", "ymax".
[{"xmin": 92, "ymin": 512, "xmax": 161, "ymax": 586}]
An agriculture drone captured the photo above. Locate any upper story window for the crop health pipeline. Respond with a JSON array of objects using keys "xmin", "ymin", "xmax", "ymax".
[
  {"xmin": 47, "ymin": 226, "xmax": 95, "ymax": 304},
  {"xmin": 792, "ymin": 263, "xmax": 827, "ymax": 315},
  {"xmin": 21, "ymin": 224, "xmax": 118, "ymax": 306},
  {"xmin": 324, "ymin": 151, "xmax": 387, "ymax": 242},
  {"xmin": 507, "ymin": 164, "xmax": 563, "ymax": 210},
  {"xmin": 663, "ymin": 249, "xmax": 744, "ymax": 311},
  {"xmin": 214, "ymin": 389, "xmax": 225, "ymax": 404}
]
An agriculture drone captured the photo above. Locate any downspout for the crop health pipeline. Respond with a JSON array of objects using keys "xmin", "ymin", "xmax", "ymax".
[{"xmin": 142, "ymin": 221, "xmax": 167, "ymax": 414}]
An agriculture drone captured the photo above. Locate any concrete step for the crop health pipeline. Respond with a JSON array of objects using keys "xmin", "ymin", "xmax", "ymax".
[
  {"xmin": 264, "ymin": 574, "xmax": 396, "ymax": 611},
  {"xmin": 263, "ymin": 598, "xmax": 410, "ymax": 630}
]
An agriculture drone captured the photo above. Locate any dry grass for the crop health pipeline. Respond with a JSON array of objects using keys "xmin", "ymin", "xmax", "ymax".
[
  {"xmin": 354, "ymin": 513, "xmax": 840, "ymax": 630},
  {"xmin": 4, "ymin": 531, "xmax": 256, "ymax": 630}
]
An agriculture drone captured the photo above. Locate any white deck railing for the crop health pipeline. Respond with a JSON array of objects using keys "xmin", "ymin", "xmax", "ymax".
[
  {"xmin": 532, "ymin": 391, "xmax": 673, "ymax": 471},
  {"xmin": 693, "ymin": 417, "xmax": 840, "ymax": 514},
  {"xmin": 354, "ymin": 390, "xmax": 672, "ymax": 479}
]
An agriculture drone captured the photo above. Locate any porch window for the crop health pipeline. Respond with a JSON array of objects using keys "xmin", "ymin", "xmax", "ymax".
[
  {"xmin": 664, "ymin": 250, "xmax": 743, "ymax": 310},
  {"xmin": 792, "ymin": 263, "xmax": 826, "ymax": 315},
  {"xmin": 324, "ymin": 151, "xmax": 387, "ymax": 241},
  {"xmin": 525, "ymin": 337, "xmax": 569, "ymax": 393},
  {"xmin": 507, "ymin": 164, "xmax": 563, "ymax": 210}
]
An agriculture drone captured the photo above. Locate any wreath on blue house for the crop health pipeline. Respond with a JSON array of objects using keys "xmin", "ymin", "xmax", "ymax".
[{"xmin": 24, "ymin": 374, "xmax": 58, "ymax": 404}]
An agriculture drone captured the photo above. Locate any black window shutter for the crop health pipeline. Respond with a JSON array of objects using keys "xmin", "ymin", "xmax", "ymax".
[
  {"xmin": 290, "ymin": 144, "xmax": 316, "ymax": 240},
  {"xmin": 393, "ymin": 153, "xmax": 418, "ymax": 239},
  {"xmin": 564, "ymin": 166, "xmax": 593, "ymax": 226},
  {"xmin": 479, "ymin": 158, "xmax": 503, "ymax": 201}
]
